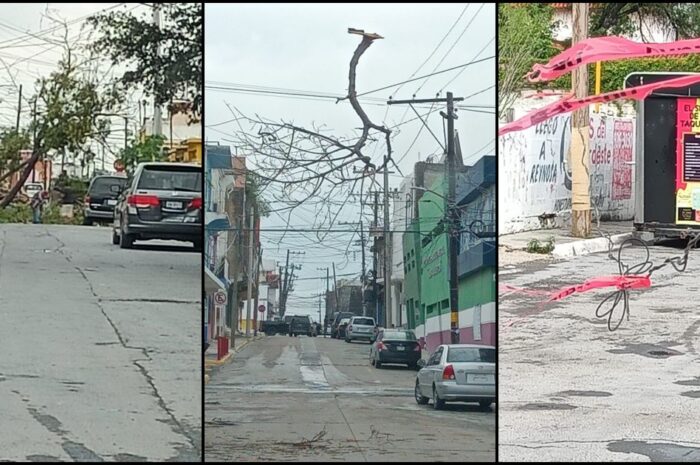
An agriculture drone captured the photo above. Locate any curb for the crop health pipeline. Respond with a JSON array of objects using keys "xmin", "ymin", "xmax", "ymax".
[{"xmin": 551, "ymin": 232, "xmax": 633, "ymax": 259}]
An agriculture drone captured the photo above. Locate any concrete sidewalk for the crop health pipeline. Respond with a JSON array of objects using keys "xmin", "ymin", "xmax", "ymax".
[
  {"xmin": 500, "ymin": 221, "xmax": 634, "ymax": 265},
  {"xmin": 204, "ymin": 333, "xmax": 265, "ymax": 384}
]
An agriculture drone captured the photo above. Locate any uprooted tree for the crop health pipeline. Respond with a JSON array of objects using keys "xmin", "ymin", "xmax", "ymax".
[
  {"xmin": 226, "ymin": 29, "xmax": 398, "ymax": 239},
  {"xmin": 0, "ymin": 41, "xmax": 123, "ymax": 208}
]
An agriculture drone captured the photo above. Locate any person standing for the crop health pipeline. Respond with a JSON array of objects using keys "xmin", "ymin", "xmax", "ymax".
[{"xmin": 30, "ymin": 190, "xmax": 49, "ymax": 224}]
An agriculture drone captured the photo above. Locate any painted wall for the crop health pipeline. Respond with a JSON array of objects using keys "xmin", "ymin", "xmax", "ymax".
[{"xmin": 499, "ymin": 111, "xmax": 636, "ymax": 234}]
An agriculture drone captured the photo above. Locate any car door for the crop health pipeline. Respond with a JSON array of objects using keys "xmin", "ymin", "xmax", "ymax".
[
  {"xmin": 372, "ymin": 331, "xmax": 383, "ymax": 360},
  {"xmin": 419, "ymin": 347, "xmax": 438, "ymax": 387},
  {"xmin": 428, "ymin": 346, "xmax": 445, "ymax": 385}
]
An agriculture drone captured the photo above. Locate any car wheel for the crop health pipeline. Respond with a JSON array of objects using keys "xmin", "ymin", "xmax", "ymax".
[
  {"xmin": 345, "ymin": 337, "xmax": 350, "ymax": 343},
  {"xmin": 119, "ymin": 225, "xmax": 134, "ymax": 249},
  {"xmin": 479, "ymin": 400, "xmax": 493, "ymax": 410},
  {"xmin": 409, "ymin": 362, "xmax": 418, "ymax": 370},
  {"xmin": 432, "ymin": 385, "xmax": 445, "ymax": 410},
  {"xmin": 83, "ymin": 217, "xmax": 93, "ymax": 226},
  {"xmin": 111, "ymin": 228, "xmax": 119, "ymax": 245},
  {"xmin": 415, "ymin": 380, "xmax": 429, "ymax": 405}
]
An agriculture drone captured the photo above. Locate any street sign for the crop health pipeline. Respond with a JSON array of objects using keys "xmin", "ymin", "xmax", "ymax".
[
  {"xmin": 114, "ymin": 159, "xmax": 125, "ymax": 172},
  {"xmin": 214, "ymin": 290, "xmax": 227, "ymax": 305},
  {"xmin": 258, "ymin": 305, "xmax": 266, "ymax": 313}
]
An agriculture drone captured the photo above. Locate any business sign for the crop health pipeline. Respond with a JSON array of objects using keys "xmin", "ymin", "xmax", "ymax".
[{"xmin": 676, "ymin": 98, "xmax": 700, "ymax": 225}]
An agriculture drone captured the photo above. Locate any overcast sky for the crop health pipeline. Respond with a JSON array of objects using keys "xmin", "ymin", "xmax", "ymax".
[
  {"xmin": 209, "ymin": 3, "xmax": 496, "ymax": 319},
  {"xmin": 0, "ymin": 3, "xmax": 150, "ymax": 168}
]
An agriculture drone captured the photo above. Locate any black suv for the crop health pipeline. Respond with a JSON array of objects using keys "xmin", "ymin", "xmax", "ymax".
[
  {"xmin": 84, "ymin": 175, "xmax": 128, "ymax": 225},
  {"xmin": 330, "ymin": 312, "xmax": 356, "ymax": 338},
  {"xmin": 289, "ymin": 315, "xmax": 314, "ymax": 337},
  {"xmin": 112, "ymin": 162, "xmax": 202, "ymax": 249}
]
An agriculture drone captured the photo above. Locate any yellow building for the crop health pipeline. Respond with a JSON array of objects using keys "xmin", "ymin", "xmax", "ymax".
[{"xmin": 168, "ymin": 138, "xmax": 202, "ymax": 165}]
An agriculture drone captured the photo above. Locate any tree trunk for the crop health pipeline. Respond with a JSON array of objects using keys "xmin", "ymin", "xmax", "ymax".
[{"xmin": 0, "ymin": 150, "xmax": 43, "ymax": 208}]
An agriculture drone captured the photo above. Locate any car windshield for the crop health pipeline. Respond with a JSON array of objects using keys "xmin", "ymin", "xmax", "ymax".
[
  {"xmin": 137, "ymin": 166, "xmax": 202, "ymax": 191},
  {"xmin": 339, "ymin": 319, "xmax": 350, "ymax": 324},
  {"xmin": 382, "ymin": 331, "xmax": 417, "ymax": 341},
  {"xmin": 352, "ymin": 318, "xmax": 374, "ymax": 325},
  {"xmin": 447, "ymin": 347, "xmax": 496, "ymax": 363},
  {"xmin": 90, "ymin": 177, "xmax": 127, "ymax": 196}
]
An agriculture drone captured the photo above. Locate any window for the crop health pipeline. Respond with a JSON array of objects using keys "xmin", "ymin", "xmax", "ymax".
[
  {"xmin": 138, "ymin": 165, "xmax": 202, "ymax": 191},
  {"xmin": 352, "ymin": 317, "xmax": 375, "ymax": 326},
  {"xmin": 447, "ymin": 347, "xmax": 495, "ymax": 363},
  {"xmin": 441, "ymin": 299, "xmax": 449, "ymax": 310}
]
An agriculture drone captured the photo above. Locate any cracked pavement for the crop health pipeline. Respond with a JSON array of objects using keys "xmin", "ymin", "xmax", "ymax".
[
  {"xmin": 205, "ymin": 335, "xmax": 495, "ymax": 462},
  {"xmin": 499, "ymin": 243, "xmax": 700, "ymax": 462},
  {"xmin": 0, "ymin": 224, "xmax": 201, "ymax": 461}
]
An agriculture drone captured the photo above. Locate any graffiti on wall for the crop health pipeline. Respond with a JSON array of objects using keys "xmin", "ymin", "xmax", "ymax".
[{"xmin": 499, "ymin": 113, "xmax": 636, "ymax": 234}]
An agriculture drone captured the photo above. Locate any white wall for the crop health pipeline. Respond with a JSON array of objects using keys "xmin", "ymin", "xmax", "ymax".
[
  {"xmin": 552, "ymin": 9, "xmax": 674, "ymax": 43},
  {"xmin": 499, "ymin": 104, "xmax": 636, "ymax": 234}
]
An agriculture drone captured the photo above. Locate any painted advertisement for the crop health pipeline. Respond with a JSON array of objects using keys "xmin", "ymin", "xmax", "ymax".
[
  {"xmin": 675, "ymin": 98, "xmax": 700, "ymax": 224},
  {"xmin": 499, "ymin": 112, "xmax": 636, "ymax": 234}
]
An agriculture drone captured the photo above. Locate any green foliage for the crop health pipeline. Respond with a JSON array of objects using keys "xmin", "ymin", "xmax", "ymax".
[
  {"xmin": 589, "ymin": 3, "xmax": 700, "ymax": 39},
  {"xmin": 0, "ymin": 128, "xmax": 30, "ymax": 173},
  {"xmin": 87, "ymin": 3, "xmax": 202, "ymax": 119},
  {"xmin": 120, "ymin": 134, "xmax": 167, "ymax": 173},
  {"xmin": 245, "ymin": 172, "xmax": 270, "ymax": 217},
  {"xmin": 526, "ymin": 237, "xmax": 555, "ymax": 254},
  {"xmin": 0, "ymin": 203, "xmax": 32, "ymax": 223},
  {"xmin": 54, "ymin": 172, "xmax": 89, "ymax": 203},
  {"xmin": 0, "ymin": 202, "xmax": 83, "ymax": 225},
  {"xmin": 498, "ymin": 3, "xmax": 559, "ymax": 117}
]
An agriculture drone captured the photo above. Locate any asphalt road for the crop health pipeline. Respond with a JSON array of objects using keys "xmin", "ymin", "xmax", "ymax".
[
  {"xmin": 205, "ymin": 334, "xmax": 495, "ymax": 462},
  {"xmin": 0, "ymin": 224, "xmax": 201, "ymax": 462},
  {"xmin": 499, "ymin": 243, "xmax": 700, "ymax": 462}
]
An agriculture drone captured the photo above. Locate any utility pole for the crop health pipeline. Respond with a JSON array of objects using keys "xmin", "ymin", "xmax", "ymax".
[
  {"xmin": 388, "ymin": 93, "xmax": 465, "ymax": 344},
  {"xmin": 245, "ymin": 208, "xmax": 255, "ymax": 337},
  {"xmin": 382, "ymin": 153, "xmax": 392, "ymax": 329},
  {"xmin": 124, "ymin": 116, "xmax": 128, "ymax": 153},
  {"xmin": 15, "ymin": 84, "xmax": 21, "ymax": 131},
  {"xmin": 152, "ymin": 4, "xmax": 162, "ymax": 138},
  {"xmin": 317, "ymin": 267, "xmax": 330, "ymax": 332},
  {"xmin": 332, "ymin": 262, "xmax": 339, "ymax": 311},
  {"xmin": 281, "ymin": 250, "xmax": 290, "ymax": 316},
  {"xmin": 571, "ymin": 2, "xmax": 591, "ymax": 237},
  {"xmin": 340, "ymin": 220, "xmax": 368, "ymax": 316},
  {"xmin": 372, "ymin": 191, "xmax": 379, "ymax": 325}
]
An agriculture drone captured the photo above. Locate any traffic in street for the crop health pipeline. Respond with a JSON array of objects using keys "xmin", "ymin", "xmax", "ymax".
[
  {"xmin": 205, "ymin": 334, "xmax": 495, "ymax": 462},
  {"xmin": 0, "ymin": 224, "xmax": 201, "ymax": 461}
]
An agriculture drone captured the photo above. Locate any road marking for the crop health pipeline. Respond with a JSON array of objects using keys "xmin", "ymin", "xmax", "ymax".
[{"xmin": 207, "ymin": 384, "xmax": 414, "ymax": 396}]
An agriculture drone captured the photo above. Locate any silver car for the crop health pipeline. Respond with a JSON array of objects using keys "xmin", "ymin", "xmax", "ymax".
[
  {"xmin": 345, "ymin": 316, "xmax": 376, "ymax": 343},
  {"xmin": 414, "ymin": 344, "xmax": 496, "ymax": 410}
]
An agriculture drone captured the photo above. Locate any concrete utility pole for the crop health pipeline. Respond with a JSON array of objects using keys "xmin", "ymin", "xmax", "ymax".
[
  {"xmin": 382, "ymin": 154, "xmax": 392, "ymax": 329},
  {"xmin": 317, "ymin": 267, "xmax": 330, "ymax": 332},
  {"xmin": 372, "ymin": 191, "xmax": 379, "ymax": 324},
  {"xmin": 340, "ymin": 221, "xmax": 368, "ymax": 316},
  {"xmin": 245, "ymin": 208, "xmax": 255, "ymax": 337},
  {"xmin": 332, "ymin": 262, "xmax": 339, "ymax": 311},
  {"xmin": 388, "ymin": 93, "xmax": 464, "ymax": 344},
  {"xmin": 15, "ymin": 84, "xmax": 21, "ymax": 131},
  {"xmin": 571, "ymin": 2, "xmax": 591, "ymax": 237},
  {"xmin": 152, "ymin": 4, "xmax": 162, "ymax": 137}
]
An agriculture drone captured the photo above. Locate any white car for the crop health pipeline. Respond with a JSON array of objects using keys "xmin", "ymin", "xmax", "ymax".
[
  {"xmin": 345, "ymin": 316, "xmax": 376, "ymax": 343},
  {"xmin": 414, "ymin": 344, "xmax": 496, "ymax": 410},
  {"xmin": 24, "ymin": 183, "xmax": 43, "ymax": 199}
]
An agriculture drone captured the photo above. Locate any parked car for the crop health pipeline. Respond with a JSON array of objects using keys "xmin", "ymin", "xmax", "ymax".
[
  {"xmin": 335, "ymin": 317, "xmax": 351, "ymax": 339},
  {"xmin": 112, "ymin": 162, "xmax": 202, "ymax": 249},
  {"xmin": 289, "ymin": 315, "xmax": 315, "ymax": 337},
  {"xmin": 83, "ymin": 175, "xmax": 128, "ymax": 225},
  {"xmin": 345, "ymin": 316, "xmax": 376, "ymax": 343},
  {"xmin": 369, "ymin": 329, "xmax": 421, "ymax": 369},
  {"xmin": 23, "ymin": 182, "xmax": 44, "ymax": 199},
  {"xmin": 414, "ymin": 344, "xmax": 496, "ymax": 411},
  {"xmin": 330, "ymin": 312, "xmax": 356, "ymax": 338}
]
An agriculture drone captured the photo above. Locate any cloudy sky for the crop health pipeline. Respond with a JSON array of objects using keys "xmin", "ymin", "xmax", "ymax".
[
  {"xmin": 0, "ymin": 2, "xmax": 151, "ymax": 168},
  {"xmin": 207, "ymin": 3, "xmax": 496, "ymax": 319}
]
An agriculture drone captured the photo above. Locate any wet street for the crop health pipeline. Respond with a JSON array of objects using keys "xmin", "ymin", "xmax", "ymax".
[
  {"xmin": 0, "ymin": 224, "xmax": 201, "ymax": 461},
  {"xmin": 499, "ymin": 244, "xmax": 700, "ymax": 462},
  {"xmin": 205, "ymin": 334, "xmax": 495, "ymax": 462}
]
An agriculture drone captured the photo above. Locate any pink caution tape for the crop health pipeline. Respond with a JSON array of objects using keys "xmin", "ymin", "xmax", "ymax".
[
  {"xmin": 528, "ymin": 36, "xmax": 700, "ymax": 83},
  {"xmin": 498, "ymin": 74, "xmax": 700, "ymax": 137},
  {"xmin": 500, "ymin": 275, "xmax": 651, "ymax": 328}
]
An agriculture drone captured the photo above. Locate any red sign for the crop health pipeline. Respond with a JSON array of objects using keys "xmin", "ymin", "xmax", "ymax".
[
  {"xmin": 114, "ymin": 159, "xmax": 125, "ymax": 172},
  {"xmin": 258, "ymin": 305, "xmax": 266, "ymax": 313}
]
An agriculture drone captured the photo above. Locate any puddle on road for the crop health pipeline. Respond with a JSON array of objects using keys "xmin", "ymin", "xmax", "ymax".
[
  {"xmin": 556, "ymin": 390, "xmax": 613, "ymax": 397},
  {"xmin": 675, "ymin": 377, "xmax": 700, "ymax": 386},
  {"xmin": 607, "ymin": 343, "xmax": 684, "ymax": 359},
  {"xmin": 680, "ymin": 391, "xmax": 700, "ymax": 398},
  {"xmin": 518, "ymin": 402, "xmax": 577, "ymax": 411},
  {"xmin": 608, "ymin": 440, "xmax": 700, "ymax": 461}
]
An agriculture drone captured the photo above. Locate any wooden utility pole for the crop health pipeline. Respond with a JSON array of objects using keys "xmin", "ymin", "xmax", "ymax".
[
  {"xmin": 571, "ymin": 2, "xmax": 591, "ymax": 237},
  {"xmin": 15, "ymin": 84, "xmax": 22, "ymax": 131},
  {"xmin": 245, "ymin": 208, "xmax": 255, "ymax": 336}
]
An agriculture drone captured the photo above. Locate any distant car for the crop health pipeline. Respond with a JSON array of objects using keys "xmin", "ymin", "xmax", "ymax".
[
  {"xmin": 83, "ymin": 175, "xmax": 128, "ymax": 225},
  {"xmin": 335, "ymin": 317, "xmax": 351, "ymax": 339},
  {"xmin": 289, "ymin": 315, "xmax": 314, "ymax": 337},
  {"xmin": 369, "ymin": 329, "xmax": 421, "ymax": 369},
  {"xmin": 331, "ymin": 312, "xmax": 356, "ymax": 338},
  {"xmin": 23, "ymin": 182, "xmax": 43, "ymax": 199},
  {"xmin": 345, "ymin": 316, "xmax": 376, "ymax": 343},
  {"xmin": 112, "ymin": 162, "xmax": 202, "ymax": 249},
  {"xmin": 414, "ymin": 344, "xmax": 496, "ymax": 411}
]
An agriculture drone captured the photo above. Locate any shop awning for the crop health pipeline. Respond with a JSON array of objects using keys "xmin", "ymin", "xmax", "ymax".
[{"xmin": 205, "ymin": 266, "xmax": 228, "ymax": 294}]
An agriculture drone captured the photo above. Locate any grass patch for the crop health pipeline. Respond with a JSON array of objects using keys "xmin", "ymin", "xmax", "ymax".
[{"xmin": 526, "ymin": 237, "xmax": 555, "ymax": 254}]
